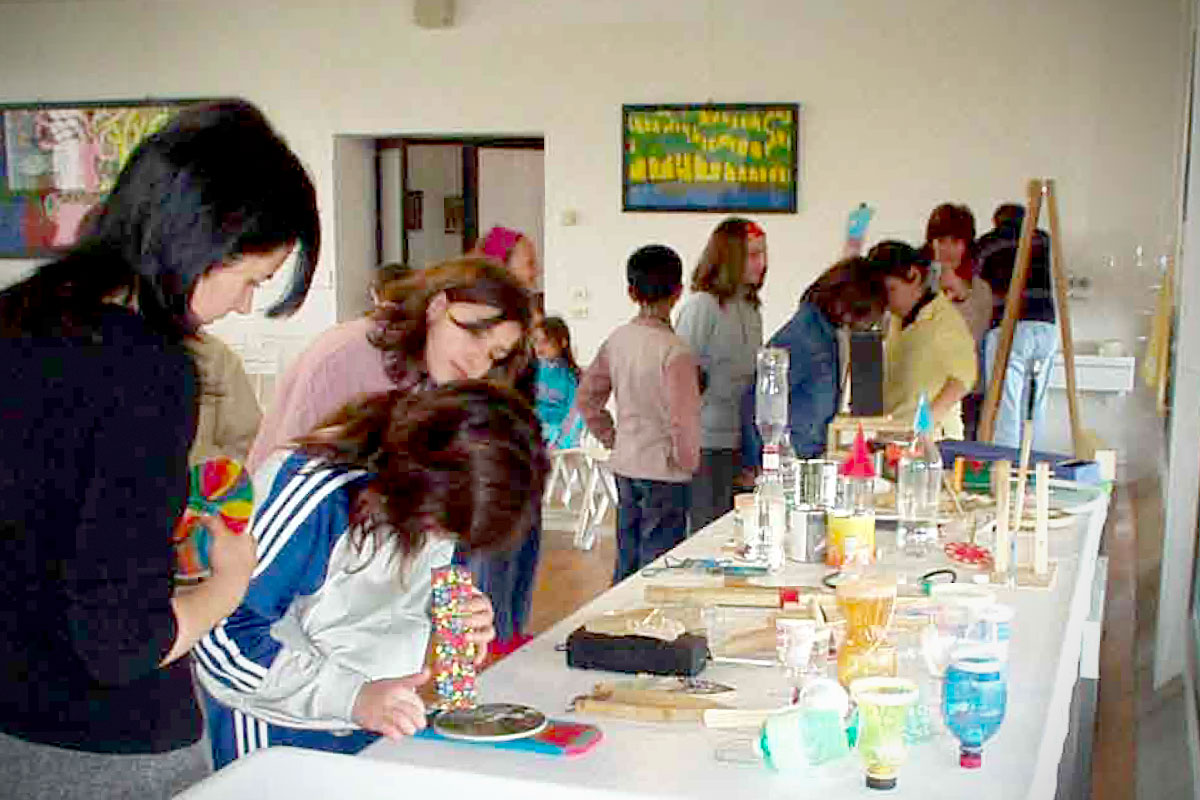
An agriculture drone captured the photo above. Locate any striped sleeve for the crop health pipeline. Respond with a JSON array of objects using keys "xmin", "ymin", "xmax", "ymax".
[{"xmin": 194, "ymin": 457, "xmax": 366, "ymax": 696}]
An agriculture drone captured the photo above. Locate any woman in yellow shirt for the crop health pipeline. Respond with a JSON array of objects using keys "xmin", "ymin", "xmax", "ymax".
[{"xmin": 869, "ymin": 241, "xmax": 977, "ymax": 439}]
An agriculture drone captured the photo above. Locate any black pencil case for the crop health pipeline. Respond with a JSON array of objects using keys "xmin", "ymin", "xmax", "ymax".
[{"xmin": 564, "ymin": 627, "xmax": 708, "ymax": 676}]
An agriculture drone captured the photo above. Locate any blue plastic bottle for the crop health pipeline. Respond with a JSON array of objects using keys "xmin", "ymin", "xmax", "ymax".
[{"xmin": 941, "ymin": 650, "xmax": 1007, "ymax": 768}]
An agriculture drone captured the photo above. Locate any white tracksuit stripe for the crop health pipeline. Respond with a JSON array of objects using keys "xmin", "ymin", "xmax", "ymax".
[{"xmin": 254, "ymin": 469, "xmax": 365, "ymax": 578}]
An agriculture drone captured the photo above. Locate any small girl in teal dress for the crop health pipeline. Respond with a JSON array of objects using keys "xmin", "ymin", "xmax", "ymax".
[{"xmin": 533, "ymin": 316, "xmax": 584, "ymax": 449}]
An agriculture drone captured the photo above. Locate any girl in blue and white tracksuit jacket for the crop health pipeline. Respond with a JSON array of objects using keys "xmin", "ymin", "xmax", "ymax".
[{"xmin": 193, "ymin": 382, "xmax": 545, "ymax": 768}]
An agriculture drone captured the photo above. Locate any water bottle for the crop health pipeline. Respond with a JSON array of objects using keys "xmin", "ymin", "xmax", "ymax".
[
  {"xmin": 942, "ymin": 649, "xmax": 1007, "ymax": 769},
  {"xmin": 896, "ymin": 394, "xmax": 942, "ymax": 557},
  {"xmin": 751, "ymin": 472, "xmax": 787, "ymax": 572},
  {"xmin": 755, "ymin": 347, "xmax": 790, "ymax": 466}
]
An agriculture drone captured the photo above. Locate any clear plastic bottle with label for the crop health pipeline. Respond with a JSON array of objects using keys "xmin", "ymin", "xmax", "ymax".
[
  {"xmin": 751, "ymin": 347, "xmax": 791, "ymax": 571},
  {"xmin": 896, "ymin": 394, "xmax": 943, "ymax": 557}
]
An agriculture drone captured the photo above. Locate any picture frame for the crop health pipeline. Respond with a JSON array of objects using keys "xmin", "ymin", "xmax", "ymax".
[
  {"xmin": 0, "ymin": 98, "xmax": 214, "ymax": 257},
  {"xmin": 622, "ymin": 102, "xmax": 800, "ymax": 214}
]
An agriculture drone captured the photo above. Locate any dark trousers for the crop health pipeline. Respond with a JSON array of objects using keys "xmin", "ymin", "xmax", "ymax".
[
  {"xmin": 688, "ymin": 448, "xmax": 738, "ymax": 533},
  {"xmin": 614, "ymin": 475, "xmax": 690, "ymax": 584},
  {"xmin": 456, "ymin": 511, "xmax": 541, "ymax": 641}
]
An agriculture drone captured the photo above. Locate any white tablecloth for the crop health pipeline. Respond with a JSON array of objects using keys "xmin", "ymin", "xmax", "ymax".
[{"xmin": 180, "ymin": 490, "xmax": 1109, "ymax": 800}]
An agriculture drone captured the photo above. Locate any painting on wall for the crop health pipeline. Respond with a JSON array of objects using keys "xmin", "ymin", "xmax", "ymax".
[
  {"xmin": 0, "ymin": 98, "xmax": 210, "ymax": 257},
  {"xmin": 622, "ymin": 103, "xmax": 800, "ymax": 213}
]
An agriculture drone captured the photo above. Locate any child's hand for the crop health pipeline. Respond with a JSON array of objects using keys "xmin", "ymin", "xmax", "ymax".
[
  {"xmin": 461, "ymin": 591, "xmax": 496, "ymax": 664},
  {"xmin": 203, "ymin": 513, "xmax": 256, "ymax": 590},
  {"xmin": 352, "ymin": 671, "xmax": 430, "ymax": 739}
]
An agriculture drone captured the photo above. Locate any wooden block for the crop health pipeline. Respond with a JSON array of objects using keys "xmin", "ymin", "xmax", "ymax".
[
  {"xmin": 1012, "ymin": 561, "xmax": 1058, "ymax": 590},
  {"xmin": 571, "ymin": 697, "xmax": 706, "ymax": 722},
  {"xmin": 644, "ymin": 585, "xmax": 784, "ymax": 608},
  {"xmin": 993, "ymin": 461, "xmax": 1012, "ymax": 575},
  {"xmin": 591, "ymin": 685, "xmax": 731, "ymax": 711},
  {"xmin": 1034, "ymin": 462, "xmax": 1051, "ymax": 576}
]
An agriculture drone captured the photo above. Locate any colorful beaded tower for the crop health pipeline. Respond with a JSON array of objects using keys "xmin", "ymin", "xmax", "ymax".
[{"xmin": 431, "ymin": 565, "xmax": 479, "ymax": 710}]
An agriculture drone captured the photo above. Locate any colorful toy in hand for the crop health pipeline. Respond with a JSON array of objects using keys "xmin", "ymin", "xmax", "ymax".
[
  {"xmin": 171, "ymin": 457, "xmax": 254, "ymax": 580},
  {"xmin": 431, "ymin": 565, "xmax": 479, "ymax": 711}
]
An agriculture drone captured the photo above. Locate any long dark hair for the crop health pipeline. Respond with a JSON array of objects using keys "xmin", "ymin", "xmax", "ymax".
[
  {"xmin": 690, "ymin": 217, "xmax": 765, "ymax": 307},
  {"xmin": 370, "ymin": 257, "xmax": 533, "ymax": 390},
  {"xmin": 802, "ymin": 256, "xmax": 886, "ymax": 326},
  {"xmin": 0, "ymin": 99, "xmax": 319, "ymax": 340},
  {"xmin": 538, "ymin": 315, "xmax": 581, "ymax": 381},
  {"xmin": 295, "ymin": 381, "xmax": 548, "ymax": 564}
]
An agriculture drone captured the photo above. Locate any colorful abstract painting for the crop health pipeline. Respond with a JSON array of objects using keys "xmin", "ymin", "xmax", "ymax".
[
  {"xmin": 622, "ymin": 103, "xmax": 800, "ymax": 213},
  {"xmin": 0, "ymin": 100, "xmax": 204, "ymax": 256}
]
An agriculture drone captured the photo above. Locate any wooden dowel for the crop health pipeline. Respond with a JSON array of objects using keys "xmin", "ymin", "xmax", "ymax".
[
  {"xmin": 1034, "ymin": 462, "xmax": 1051, "ymax": 575},
  {"xmin": 993, "ymin": 460, "xmax": 1012, "ymax": 574},
  {"xmin": 1044, "ymin": 179, "xmax": 1082, "ymax": 455},
  {"xmin": 979, "ymin": 180, "xmax": 1043, "ymax": 441}
]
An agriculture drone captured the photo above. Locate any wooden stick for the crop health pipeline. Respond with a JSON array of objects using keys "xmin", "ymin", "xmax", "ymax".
[
  {"xmin": 979, "ymin": 180, "xmax": 1044, "ymax": 441},
  {"xmin": 993, "ymin": 460, "xmax": 1012, "ymax": 574},
  {"xmin": 1043, "ymin": 180, "xmax": 1082, "ymax": 455},
  {"xmin": 943, "ymin": 471, "xmax": 964, "ymax": 516},
  {"xmin": 572, "ymin": 697, "xmax": 706, "ymax": 722},
  {"xmin": 1011, "ymin": 421, "xmax": 1034, "ymax": 538},
  {"xmin": 1034, "ymin": 462, "xmax": 1051, "ymax": 576},
  {"xmin": 591, "ymin": 685, "xmax": 731, "ymax": 711}
]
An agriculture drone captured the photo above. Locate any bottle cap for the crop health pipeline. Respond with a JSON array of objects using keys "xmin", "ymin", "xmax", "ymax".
[
  {"xmin": 866, "ymin": 774, "xmax": 898, "ymax": 790},
  {"xmin": 914, "ymin": 393, "xmax": 933, "ymax": 437},
  {"xmin": 960, "ymin": 747, "xmax": 983, "ymax": 769},
  {"xmin": 840, "ymin": 425, "xmax": 876, "ymax": 479}
]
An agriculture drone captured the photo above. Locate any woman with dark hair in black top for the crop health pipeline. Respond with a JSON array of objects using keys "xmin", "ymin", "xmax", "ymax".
[{"xmin": 0, "ymin": 98, "xmax": 320, "ymax": 797}]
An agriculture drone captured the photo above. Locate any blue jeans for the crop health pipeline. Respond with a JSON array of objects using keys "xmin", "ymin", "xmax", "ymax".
[
  {"xmin": 614, "ymin": 476, "xmax": 690, "ymax": 584},
  {"xmin": 983, "ymin": 321, "xmax": 1059, "ymax": 449},
  {"xmin": 455, "ymin": 512, "xmax": 541, "ymax": 641}
]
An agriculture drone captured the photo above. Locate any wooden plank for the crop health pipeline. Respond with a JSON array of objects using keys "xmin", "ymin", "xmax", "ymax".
[
  {"xmin": 979, "ymin": 179, "xmax": 1044, "ymax": 441},
  {"xmin": 1044, "ymin": 179, "xmax": 1082, "ymax": 454}
]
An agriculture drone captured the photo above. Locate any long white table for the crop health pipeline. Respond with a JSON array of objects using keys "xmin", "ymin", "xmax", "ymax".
[{"xmin": 179, "ymin": 489, "xmax": 1110, "ymax": 800}]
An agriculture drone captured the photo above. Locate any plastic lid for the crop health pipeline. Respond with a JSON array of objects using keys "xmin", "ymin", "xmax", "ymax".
[
  {"xmin": 840, "ymin": 425, "xmax": 876, "ymax": 479},
  {"xmin": 914, "ymin": 393, "xmax": 933, "ymax": 436},
  {"xmin": 960, "ymin": 747, "xmax": 983, "ymax": 769},
  {"xmin": 866, "ymin": 774, "xmax": 898, "ymax": 790}
]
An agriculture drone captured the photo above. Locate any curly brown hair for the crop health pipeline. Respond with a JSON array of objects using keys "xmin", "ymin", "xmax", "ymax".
[
  {"xmin": 690, "ymin": 217, "xmax": 766, "ymax": 307},
  {"xmin": 369, "ymin": 257, "xmax": 534, "ymax": 390},
  {"xmin": 294, "ymin": 380, "xmax": 548, "ymax": 568},
  {"xmin": 802, "ymin": 256, "xmax": 886, "ymax": 326}
]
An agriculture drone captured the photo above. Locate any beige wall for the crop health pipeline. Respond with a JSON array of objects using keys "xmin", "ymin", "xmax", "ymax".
[{"xmin": 0, "ymin": 0, "xmax": 1189, "ymax": 452}]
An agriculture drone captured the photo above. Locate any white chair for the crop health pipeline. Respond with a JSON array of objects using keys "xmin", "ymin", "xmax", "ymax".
[
  {"xmin": 543, "ymin": 445, "xmax": 590, "ymax": 511},
  {"xmin": 573, "ymin": 432, "xmax": 620, "ymax": 551}
]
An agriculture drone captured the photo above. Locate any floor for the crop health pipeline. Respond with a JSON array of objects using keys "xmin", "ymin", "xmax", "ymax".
[{"xmin": 522, "ymin": 473, "xmax": 1197, "ymax": 799}]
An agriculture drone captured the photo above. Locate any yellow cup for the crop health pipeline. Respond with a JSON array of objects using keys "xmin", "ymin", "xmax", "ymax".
[{"xmin": 826, "ymin": 512, "xmax": 876, "ymax": 567}]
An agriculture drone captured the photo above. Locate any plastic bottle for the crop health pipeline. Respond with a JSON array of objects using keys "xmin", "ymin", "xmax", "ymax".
[
  {"xmin": 942, "ymin": 649, "xmax": 1007, "ymax": 769},
  {"xmin": 896, "ymin": 394, "xmax": 942, "ymax": 557},
  {"xmin": 751, "ymin": 347, "xmax": 791, "ymax": 572},
  {"xmin": 827, "ymin": 426, "xmax": 876, "ymax": 568},
  {"xmin": 755, "ymin": 347, "xmax": 790, "ymax": 465}
]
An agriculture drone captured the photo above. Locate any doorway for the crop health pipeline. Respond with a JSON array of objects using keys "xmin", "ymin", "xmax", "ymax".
[{"xmin": 375, "ymin": 136, "xmax": 544, "ymax": 283}]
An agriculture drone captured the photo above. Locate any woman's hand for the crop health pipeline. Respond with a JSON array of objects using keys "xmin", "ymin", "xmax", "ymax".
[
  {"xmin": 162, "ymin": 515, "xmax": 257, "ymax": 666},
  {"xmin": 352, "ymin": 671, "xmax": 430, "ymax": 739},
  {"xmin": 204, "ymin": 513, "xmax": 257, "ymax": 593},
  {"xmin": 461, "ymin": 590, "xmax": 496, "ymax": 664}
]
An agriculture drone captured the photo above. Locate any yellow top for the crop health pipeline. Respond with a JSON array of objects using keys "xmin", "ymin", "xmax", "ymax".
[{"xmin": 884, "ymin": 292, "xmax": 977, "ymax": 439}]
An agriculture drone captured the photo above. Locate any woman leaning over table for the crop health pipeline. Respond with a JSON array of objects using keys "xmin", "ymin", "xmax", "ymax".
[
  {"xmin": 675, "ymin": 217, "xmax": 766, "ymax": 533},
  {"xmin": 0, "ymin": 99, "xmax": 320, "ymax": 798}
]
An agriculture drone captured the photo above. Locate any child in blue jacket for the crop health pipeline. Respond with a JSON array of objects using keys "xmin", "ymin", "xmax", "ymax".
[{"xmin": 194, "ymin": 381, "xmax": 547, "ymax": 768}]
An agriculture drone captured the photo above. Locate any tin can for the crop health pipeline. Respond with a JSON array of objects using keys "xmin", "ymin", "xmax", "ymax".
[
  {"xmin": 786, "ymin": 505, "xmax": 827, "ymax": 562},
  {"xmin": 795, "ymin": 459, "xmax": 839, "ymax": 508}
]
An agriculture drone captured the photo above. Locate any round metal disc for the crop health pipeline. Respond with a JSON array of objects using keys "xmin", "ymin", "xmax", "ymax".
[{"xmin": 432, "ymin": 703, "xmax": 547, "ymax": 742}]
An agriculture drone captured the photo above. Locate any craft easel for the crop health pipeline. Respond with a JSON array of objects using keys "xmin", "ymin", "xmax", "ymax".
[{"xmin": 977, "ymin": 179, "xmax": 1084, "ymax": 456}]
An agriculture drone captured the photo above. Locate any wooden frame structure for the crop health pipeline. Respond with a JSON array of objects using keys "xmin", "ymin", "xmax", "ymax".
[{"xmin": 977, "ymin": 178, "xmax": 1084, "ymax": 455}]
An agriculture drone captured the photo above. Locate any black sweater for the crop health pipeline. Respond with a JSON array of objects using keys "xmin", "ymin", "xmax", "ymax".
[{"xmin": 0, "ymin": 305, "xmax": 201, "ymax": 753}]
